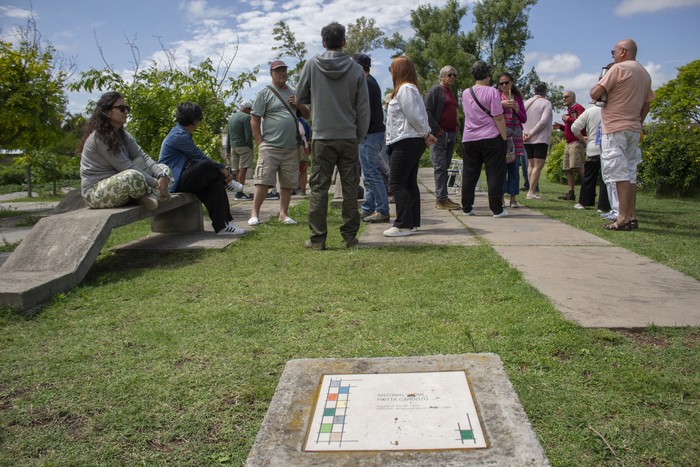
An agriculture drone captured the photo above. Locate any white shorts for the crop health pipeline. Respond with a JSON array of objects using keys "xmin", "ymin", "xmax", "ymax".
[{"xmin": 601, "ymin": 130, "xmax": 641, "ymax": 184}]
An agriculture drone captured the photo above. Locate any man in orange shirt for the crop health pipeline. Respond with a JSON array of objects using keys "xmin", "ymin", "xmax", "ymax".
[{"xmin": 591, "ymin": 39, "xmax": 654, "ymax": 231}]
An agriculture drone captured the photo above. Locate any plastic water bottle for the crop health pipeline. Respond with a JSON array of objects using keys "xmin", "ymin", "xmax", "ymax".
[{"xmin": 595, "ymin": 66, "xmax": 608, "ymax": 108}]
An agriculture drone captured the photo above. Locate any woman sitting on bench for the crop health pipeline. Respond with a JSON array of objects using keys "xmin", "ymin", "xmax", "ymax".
[{"xmin": 80, "ymin": 91, "xmax": 172, "ymax": 211}]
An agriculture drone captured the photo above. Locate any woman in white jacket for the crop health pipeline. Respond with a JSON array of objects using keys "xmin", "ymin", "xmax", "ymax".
[{"xmin": 384, "ymin": 56, "xmax": 437, "ymax": 237}]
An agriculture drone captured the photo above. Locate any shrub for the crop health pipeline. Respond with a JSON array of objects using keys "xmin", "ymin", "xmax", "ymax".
[
  {"xmin": 544, "ymin": 140, "xmax": 566, "ymax": 184},
  {"xmin": 639, "ymin": 123, "xmax": 700, "ymax": 195},
  {"xmin": 0, "ymin": 165, "xmax": 26, "ymax": 185}
]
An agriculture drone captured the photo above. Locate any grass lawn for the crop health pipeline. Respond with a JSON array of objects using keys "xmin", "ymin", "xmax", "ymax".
[{"xmin": 1, "ymin": 194, "xmax": 698, "ymax": 465}]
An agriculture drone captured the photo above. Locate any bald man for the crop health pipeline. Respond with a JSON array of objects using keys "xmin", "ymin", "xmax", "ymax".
[{"xmin": 591, "ymin": 39, "xmax": 654, "ymax": 231}]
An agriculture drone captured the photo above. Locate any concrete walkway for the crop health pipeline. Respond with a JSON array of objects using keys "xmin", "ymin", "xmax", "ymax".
[
  {"xmin": 2, "ymin": 179, "xmax": 699, "ymax": 328},
  {"xmin": 363, "ymin": 169, "xmax": 699, "ymax": 328}
]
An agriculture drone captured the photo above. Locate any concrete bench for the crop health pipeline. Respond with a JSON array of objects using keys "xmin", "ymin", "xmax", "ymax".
[{"xmin": 0, "ymin": 193, "xmax": 202, "ymax": 312}]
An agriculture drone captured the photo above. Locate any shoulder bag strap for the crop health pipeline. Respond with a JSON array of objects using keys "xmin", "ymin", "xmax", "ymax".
[
  {"xmin": 469, "ymin": 87, "xmax": 492, "ymax": 117},
  {"xmin": 525, "ymin": 95, "xmax": 540, "ymax": 113},
  {"xmin": 266, "ymin": 85, "xmax": 302, "ymax": 141}
]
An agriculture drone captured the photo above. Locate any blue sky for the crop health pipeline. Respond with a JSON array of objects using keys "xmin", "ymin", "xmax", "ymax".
[{"xmin": 2, "ymin": 0, "xmax": 699, "ymax": 118}]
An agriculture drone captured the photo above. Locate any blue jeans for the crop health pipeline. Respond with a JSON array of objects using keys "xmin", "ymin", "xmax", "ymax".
[
  {"xmin": 430, "ymin": 131, "xmax": 457, "ymax": 200},
  {"xmin": 359, "ymin": 132, "xmax": 389, "ymax": 216},
  {"xmin": 520, "ymin": 153, "xmax": 530, "ymax": 190},
  {"xmin": 503, "ymin": 157, "xmax": 520, "ymax": 196}
]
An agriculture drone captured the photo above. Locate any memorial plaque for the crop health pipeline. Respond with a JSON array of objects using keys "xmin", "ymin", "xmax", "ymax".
[{"xmin": 304, "ymin": 371, "xmax": 487, "ymax": 451}]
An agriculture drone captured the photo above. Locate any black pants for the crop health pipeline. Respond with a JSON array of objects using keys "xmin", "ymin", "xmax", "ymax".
[
  {"xmin": 461, "ymin": 137, "xmax": 506, "ymax": 214},
  {"xmin": 178, "ymin": 159, "xmax": 232, "ymax": 232},
  {"xmin": 389, "ymin": 138, "xmax": 425, "ymax": 229},
  {"xmin": 579, "ymin": 156, "xmax": 611, "ymax": 210}
]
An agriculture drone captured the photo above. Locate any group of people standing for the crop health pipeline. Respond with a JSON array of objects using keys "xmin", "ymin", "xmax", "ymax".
[{"xmin": 79, "ymin": 33, "xmax": 652, "ymax": 246}]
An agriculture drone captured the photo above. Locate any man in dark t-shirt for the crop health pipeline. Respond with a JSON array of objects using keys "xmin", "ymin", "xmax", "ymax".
[{"xmin": 353, "ymin": 54, "xmax": 389, "ymax": 223}]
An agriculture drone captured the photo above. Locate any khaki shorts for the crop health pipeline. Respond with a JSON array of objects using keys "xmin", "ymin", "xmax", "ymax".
[
  {"xmin": 231, "ymin": 146, "xmax": 253, "ymax": 170},
  {"xmin": 254, "ymin": 142, "xmax": 298, "ymax": 189},
  {"xmin": 562, "ymin": 141, "xmax": 585, "ymax": 170}
]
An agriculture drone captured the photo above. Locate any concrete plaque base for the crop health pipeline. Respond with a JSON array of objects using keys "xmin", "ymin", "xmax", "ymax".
[{"xmin": 245, "ymin": 354, "xmax": 549, "ymax": 466}]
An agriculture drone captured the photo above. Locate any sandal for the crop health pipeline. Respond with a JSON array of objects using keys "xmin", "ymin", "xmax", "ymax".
[
  {"xmin": 604, "ymin": 220, "xmax": 633, "ymax": 231},
  {"xmin": 510, "ymin": 200, "xmax": 520, "ymax": 208},
  {"xmin": 630, "ymin": 219, "xmax": 638, "ymax": 229}
]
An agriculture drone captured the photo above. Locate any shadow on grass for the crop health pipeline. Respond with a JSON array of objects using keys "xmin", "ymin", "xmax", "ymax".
[{"xmin": 84, "ymin": 249, "xmax": 209, "ymax": 285}]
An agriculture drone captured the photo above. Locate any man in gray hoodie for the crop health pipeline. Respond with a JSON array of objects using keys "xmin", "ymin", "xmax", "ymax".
[{"xmin": 296, "ymin": 22, "xmax": 370, "ymax": 250}]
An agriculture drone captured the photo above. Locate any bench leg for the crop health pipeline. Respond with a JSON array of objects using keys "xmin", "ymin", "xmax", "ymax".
[{"xmin": 151, "ymin": 202, "xmax": 203, "ymax": 233}]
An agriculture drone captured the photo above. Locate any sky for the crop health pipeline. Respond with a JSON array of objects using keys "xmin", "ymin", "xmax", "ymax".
[{"xmin": 2, "ymin": 0, "xmax": 700, "ymax": 120}]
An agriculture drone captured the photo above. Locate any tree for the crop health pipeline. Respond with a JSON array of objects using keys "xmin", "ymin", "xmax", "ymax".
[
  {"xmin": 271, "ymin": 21, "xmax": 307, "ymax": 86},
  {"xmin": 0, "ymin": 13, "xmax": 73, "ymax": 195},
  {"xmin": 384, "ymin": 0, "xmax": 478, "ymax": 91},
  {"xmin": 518, "ymin": 66, "xmax": 565, "ymax": 112},
  {"xmin": 639, "ymin": 60, "xmax": 700, "ymax": 195},
  {"xmin": 472, "ymin": 0, "xmax": 537, "ymax": 80},
  {"xmin": 649, "ymin": 59, "xmax": 700, "ymax": 125},
  {"xmin": 344, "ymin": 17, "xmax": 385, "ymax": 57},
  {"xmin": 70, "ymin": 39, "xmax": 257, "ymax": 161}
]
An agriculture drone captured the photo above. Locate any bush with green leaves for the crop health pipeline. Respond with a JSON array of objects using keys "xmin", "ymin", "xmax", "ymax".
[
  {"xmin": 544, "ymin": 140, "xmax": 566, "ymax": 184},
  {"xmin": 639, "ymin": 123, "xmax": 700, "ymax": 195}
]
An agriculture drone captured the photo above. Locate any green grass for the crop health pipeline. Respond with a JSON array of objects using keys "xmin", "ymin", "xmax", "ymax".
[{"xmin": 1, "ymin": 197, "xmax": 698, "ymax": 465}]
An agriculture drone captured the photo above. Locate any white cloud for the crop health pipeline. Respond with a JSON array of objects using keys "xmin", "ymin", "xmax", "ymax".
[
  {"xmin": 644, "ymin": 61, "xmax": 671, "ymax": 88},
  {"xmin": 0, "ymin": 6, "xmax": 33, "ymax": 20},
  {"xmin": 614, "ymin": 0, "xmax": 700, "ymax": 15},
  {"xmin": 536, "ymin": 53, "xmax": 582, "ymax": 75}
]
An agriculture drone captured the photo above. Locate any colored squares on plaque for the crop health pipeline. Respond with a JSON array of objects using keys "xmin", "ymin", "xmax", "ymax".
[
  {"xmin": 327, "ymin": 393, "xmax": 338, "ymax": 401},
  {"xmin": 460, "ymin": 429, "xmax": 474, "ymax": 441},
  {"xmin": 333, "ymin": 415, "xmax": 345, "ymax": 424},
  {"xmin": 320, "ymin": 424, "xmax": 332, "ymax": 433},
  {"xmin": 336, "ymin": 400, "xmax": 347, "ymax": 408},
  {"xmin": 323, "ymin": 408, "xmax": 336, "ymax": 417},
  {"xmin": 338, "ymin": 386, "xmax": 350, "ymax": 394}
]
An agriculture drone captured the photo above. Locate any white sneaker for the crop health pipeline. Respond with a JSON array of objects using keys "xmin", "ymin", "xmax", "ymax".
[
  {"xmin": 574, "ymin": 203, "xmax": 586, "ymax": 210},
  {"xmin": 227, "ymin": 180, "xmax": 244, "ymax": 192},
  {"xmin": 462, "ymin": 209, "xmax": 475, "ymax": 216},
  {"xmin": 217, "ymin": 222, "xmax": 246, "ymax": 235},
  {"xmin": 383, "ymin": 226, "xmax": 412, "ymax": 237},
  {"xmin": 247, "ymin": 217, "xmax": 260, "ymax": 226},
  {"xmin": 493, "ymin": 210, "xmax": 509, "ymax": 218},
  {"xmin": 137, "ymin": 193, "xmax": 159, "ymax": 211},
  {"xmin": 526, "ymin": 193, "xmax": 541, "ymax": 200}
]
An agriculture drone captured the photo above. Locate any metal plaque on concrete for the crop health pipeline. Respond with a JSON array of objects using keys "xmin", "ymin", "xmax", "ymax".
[
  {"xmin": 304, "ymin": 371, "xmax": 486, "ymax": 451},
  {"xmin": 245, "ymin": 354, "xmax": 549, "ymax": 466}
]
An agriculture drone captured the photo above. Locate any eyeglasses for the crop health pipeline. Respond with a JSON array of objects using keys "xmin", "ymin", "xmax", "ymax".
[
  {"xmin": 112, "ymin": 105, "xmax": 131, "ymax": 113},
  {"xmin": 562, "ymin": 96, "xmax": 572, "ymax": 100},
  {"xmin": 447, "ymin": 73, "xmax": 457, "ymax": 78},
  {"xmin": 498, "ymin": 81, "xmax": 510, "ymax": 86},
  {"xmin": 610, "ymin": 47, "xmax": 626, "ymax": 57}
]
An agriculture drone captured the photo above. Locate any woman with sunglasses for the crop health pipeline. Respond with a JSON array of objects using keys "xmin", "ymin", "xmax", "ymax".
[
  {"xmin": 383, "ymin": 55, "xmax": 436, "ymax": 237},
  {"xmin": 80, "ymin": 91, "xmax": 171, "ymax": 210},
  {"xmin": 497, "ymin": 72, "xmax": 527, "ymax": 209}
]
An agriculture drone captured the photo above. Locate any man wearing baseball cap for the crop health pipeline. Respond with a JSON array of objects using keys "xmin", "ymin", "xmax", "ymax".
[
  {"xmin": 226, "ymin": 100, "xmax": 254, "ymax": 200},
  {"xmin": 249, "ymin": 60, "xmax": 310, "ymax": 226}
]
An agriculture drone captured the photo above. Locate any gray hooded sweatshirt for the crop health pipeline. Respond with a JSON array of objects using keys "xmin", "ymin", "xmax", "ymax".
[{"xmin": 296, "ymin": 51, "xmax": 370, "ymax": 141}]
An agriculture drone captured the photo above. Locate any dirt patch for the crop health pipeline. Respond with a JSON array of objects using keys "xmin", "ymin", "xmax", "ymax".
[{"xmin": 613, "ymin": 329, "xmax": 670, "ymax": 348}]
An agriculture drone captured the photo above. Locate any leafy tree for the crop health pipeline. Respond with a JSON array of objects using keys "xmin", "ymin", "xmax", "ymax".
[
  {"xmin": 271, "ymin": 21, "xmax": 307, "ymax": 86},
  {"xmin": 344, "ymin": 17, "xmax": 385, "ymax": 57},
  {"xmin": 0, "ymin": 13, "xmax": 73, "ymax": 195},
  {"xmin": 71, "ymin": 41, "xmax": 257, "ymax": 161},
  {"xmin": 649, "ymin": 59, "xmax": 700, "ymax": 125},
  {"xmin": 518, "ymin": 66, "xmax": 565, "ymax": 112},
  {"xmin": 384, "ymin": 0, "xmax": 478, "ymax": 91},
  {"xmin": 472, "ymin": 0, "xmax": 537, "ymax": 80}
]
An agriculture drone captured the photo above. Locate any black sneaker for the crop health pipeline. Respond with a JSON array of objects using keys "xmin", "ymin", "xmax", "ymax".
[
  {"xmin": 558, "ymin": 191, "xmax": 575, "ymax": 201},
  {"xmin": 234, "ymin": 191, "xmax": 252, "ymax": 200},
  {"xmin": 266, "ymin": 192, "xmax": 280, "ymax": 200}
]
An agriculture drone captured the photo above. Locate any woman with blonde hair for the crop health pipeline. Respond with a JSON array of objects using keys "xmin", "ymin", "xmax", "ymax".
[{"xmin": 383, "ymin": 55, "xmax": 437, "ymax": 237}]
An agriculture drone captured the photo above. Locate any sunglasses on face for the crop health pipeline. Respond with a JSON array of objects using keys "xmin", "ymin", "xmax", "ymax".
[
  {"xmin": 499, "ymin": 81, "xmax": 510, "ymax": 86},
  {"xmin": 447, "ymin": 73, "xmax": 457, "ymax": 78},
  {"xmin": 112, "ymin": 105, "xmax": 131, "ymax": 113}
]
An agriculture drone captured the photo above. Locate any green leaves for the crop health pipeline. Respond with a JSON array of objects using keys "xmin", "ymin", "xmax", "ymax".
[{"xmin": 650, "ymin": 60, "xmax": 700, "ymax": 126}]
